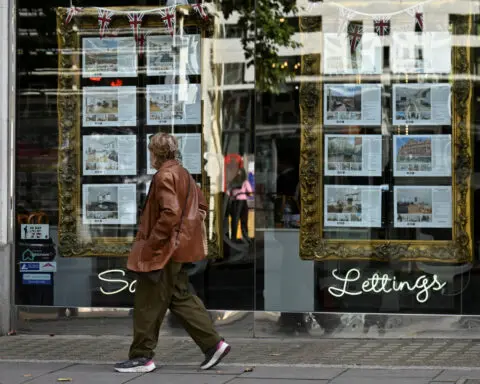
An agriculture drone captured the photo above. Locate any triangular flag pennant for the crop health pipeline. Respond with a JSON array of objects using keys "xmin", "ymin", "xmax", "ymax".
[
  {"xmin": 406, "ymin": 4, "xmax": 424, "ymax": 32},
  {"xmin": 65, "ymin": 6, "xmax": 82, "ymax": 25},
  {"xmin": 159, "ymin": 7, "xmax": 176, "ymax": 36},
  {"xmin": 98, "ymin": 9, "xmax": 114, "ymax": 39},
  {"xmin": 192, "ymin": 3, "xmax": 208, "ymax": 20},
  {"xmin": 127, "ymin": 12, "xmax": 144, "ymax": 42},
  {"xmin": 373, "ymin": 17, "xmax": 390, "ymax": 36},
  {"xmin": 337, "ymin": 7, "xmax": 356, "ymax": 35},
  {"xmin": 347, "ymin": 23, "xmax": 363, "ymax": 54},
  {"xmin": 415, "ymin": 12, "xmax": 424, "ymax": 31},
  {"xmin": 137, "ymin": 31, "xmax": 150, "ymax": 57}
]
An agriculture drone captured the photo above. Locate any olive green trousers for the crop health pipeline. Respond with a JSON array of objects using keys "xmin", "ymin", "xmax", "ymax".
[{"xmin": 129, "ymin": 260, "xmax": 221, "ymax": 359}]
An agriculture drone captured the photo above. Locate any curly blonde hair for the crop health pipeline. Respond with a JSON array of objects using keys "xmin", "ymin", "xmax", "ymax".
[{"xmin": 148, "ymin": 132, "xmax": 178, "ymax": 169}]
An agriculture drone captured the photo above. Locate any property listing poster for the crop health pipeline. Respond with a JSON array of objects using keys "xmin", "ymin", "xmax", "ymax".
[
  {"xmin": 324, "ymin": 135, "xmax": 382, "ymax": 177},
  {"xmin": 323, "ymin": 33, "xmax": 383, "ymax": 75},
  {"xmin": 324, "ymin": 185, "xmax": 382, "ymax": 228},
  {"xmin": 324, "ymin": 84, "xmax": 382, "ymax": 126},
  {"xmin": 83, "ymin": 135, "xmax": 137, "ymax": 176},
  {"xmin": 392, "ymin": 84, "xmax": 451, "ymax": 126},
  {"xmin": 82, "ymin": 37, "xmax": 137, "ymax": 78},
  {"xmin": 394, "ymin": 186, "xmax": 452, "ymax": 228},
  {"xmin": 146, "ymin": 34, "xmax": 201, "ymax": 76},
  {"xmin": 82, "ymin": 184, "xmax": 137, "ymax": 225},
  {"xmin": 146, "ymin": 84, "xmax": 201, "ymax": 125},
  {"xmin": 146, "ymin": 133, "xmax": 202, "ymax": 175},
  {"xmin": 393, "ymin": 135, "xmax": 452, "ymax": 177},
  {"xmin": 83, "ymin": 86, "xmax": 137, "ymax": 127},
  {"xmin": 391, "ymin": 32, "xmax": 452, "ymax": 74}
]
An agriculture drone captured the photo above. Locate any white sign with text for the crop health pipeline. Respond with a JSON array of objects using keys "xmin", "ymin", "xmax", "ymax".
[{"xmin": 327, "ymin": 268, "xmax": 446, "ymax": 303}]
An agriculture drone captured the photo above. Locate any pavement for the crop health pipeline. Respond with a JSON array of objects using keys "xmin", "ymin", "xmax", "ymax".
[
  {"xmin": 2, "ymin": 336, "xmax": 480, "ymax": 383},
  {"xmin": 2, "ymin": 362, "xmax": 480, "ymax": 384}
]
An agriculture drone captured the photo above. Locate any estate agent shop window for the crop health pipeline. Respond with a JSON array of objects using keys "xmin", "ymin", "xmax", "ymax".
[{"xmin": 14, "ymin": 0, "xmax": 480, "ymax": 323}]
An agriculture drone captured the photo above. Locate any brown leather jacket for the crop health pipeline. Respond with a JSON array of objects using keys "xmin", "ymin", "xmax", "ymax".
[{"xmin": 127, "ymin": 160, "xmax": 208, "ymax": 273}]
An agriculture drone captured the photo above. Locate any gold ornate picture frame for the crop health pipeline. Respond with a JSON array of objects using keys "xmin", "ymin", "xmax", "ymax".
[
  {"xmin": 56, "ymin": 6, "xmax": 221, "ymax": 258},
  {"xmin": 299, "ymin": 15, "xmax": 473, "ymax": 263}
]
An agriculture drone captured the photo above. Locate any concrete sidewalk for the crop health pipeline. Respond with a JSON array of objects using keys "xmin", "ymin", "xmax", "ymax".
[{"xmin": 1, "ymin": 362, "xmax": 480, "ymax": 384}]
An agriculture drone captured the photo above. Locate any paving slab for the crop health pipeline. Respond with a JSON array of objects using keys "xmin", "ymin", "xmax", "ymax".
[
  {"xmin": 128, "ymin": 373, "xmax": 236, "ymax": 384},
  {"xmin": 337, "ymin": 368, "xmax": 442, "ymax": 379},
  {"xmin": 227, "ymin": 380, "xmax": 329, "ymax": 384},
  {"xmin": 156, "ymin": 365, "xmax": 246, "ymax": 375},
  {"xmin": 241, "ymin": 366, "xmax": 345, "ymax": 380},
  {"xmin": 0, "ymin": 362, "xmax": 73, "ymax": 384},
  {"xmin": 434, "ymin": 370, "xmax": 480, "ymax": 381},
  {"xmin": 22, "ymin": 364, "xmax": 141, "ymax": 384},
  {"xmin": 330, "ymin": 379, "xmax": 432, "ymax": 384}
]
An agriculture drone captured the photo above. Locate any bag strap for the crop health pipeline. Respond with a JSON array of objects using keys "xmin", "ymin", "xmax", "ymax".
[{"xmin": 176, "ymin": 168, "xmax": 191, "ymax": 242}]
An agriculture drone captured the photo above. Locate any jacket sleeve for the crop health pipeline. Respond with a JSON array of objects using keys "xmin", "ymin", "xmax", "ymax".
[{"xmin": 146, "ymin": 172, "xmax": 181, "ymax": 250}]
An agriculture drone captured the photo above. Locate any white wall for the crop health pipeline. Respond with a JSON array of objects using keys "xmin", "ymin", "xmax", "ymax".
[{"xmin": 0, "ymin": 0, "xmax": 12, "ymax": 335}]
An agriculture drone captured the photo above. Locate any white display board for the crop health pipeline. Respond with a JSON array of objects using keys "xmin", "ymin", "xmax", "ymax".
[
  {"xmin": 324, "ymin": 84, "xmax": 382, "ymax": 126},
  {"xmin": 391, "ymin": 32, "xmax": 452, "ymax": 74},
  {"xmin": 82, "ymin": 184, "xmax": 137, "ymax": 225},
  {"xmin": 82, "ymin": 86, "xmax": 137, "ymax": 127},
  {"xmin": 83, "ymin": 135, "xmax": 137, "ymax": 176},
  {"xmin": 323, "ymin": 33, "xmax": 383, "ymax": 75},
  {"xmin": 324, "ymin": 135, "xmax": 383, "ymax": 177},
  {"xmin": 324, "ymin": 185, "xmax": 383, "ymax": 228},
  {"xmin": 82, "ymin": 37, "xmax": 137, "ymax": 78},
  {"xmin": 394, "ymin": 186, "xmax": 452, "ymax": 228},
  {"xmin": 146, "ymin": 84, "xmax": 201, "ymax": 126},
  {"xmin": 393, "ymin": 135, "xmax": 452, "ymax": 177},
  {"xmin": 146, "ymin": 133, "xmax": 202, "ymax": 175},
  {"xmin": 392, "ymin": 84, "xmax": 451, "ymax": 126}
]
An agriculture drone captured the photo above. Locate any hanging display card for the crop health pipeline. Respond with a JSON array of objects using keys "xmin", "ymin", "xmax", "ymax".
[
  {"xmin": 394, "ymin": 186, "xmax": 452, "ymax": 228},
  {"xmin": 82, "ymin": 135, "xmax": 137, "ymax": 176},
  {"xmin": 146, "ymin": 84, "xmax": 201, "ymax": 126},
  {"xmin": 324, "ymin": 84, "xmax": 382, "ymax": 126},
  {"xmin": 147, "ymin": 133, "xmax": 202, "ymax": 174},
  {"xmin": 323, "ymin": 33, "xmax": 383, "ymax": 75},
  {"xmin": 147, "ymin": 34, "xmax": 201, "ymax": 76},
  {"xmin": 82, "ymin": 86, "xmax": 137, "ymax": 127},
  {"xmin": 324, "ymin": 185, "xmax": 382, "ymax": 228},
  {"xmin": 82, "ymin": 37, "xmax": 137, "ymax": 78},
  {"xmin": 392, "ymin": 83, "xmax": 451, "ymax": 126},
  {"xmin": 393, "ymin": 135, "xmax": 452, "ymax": 177},
  {"xmin": 324, "ymin": 134, "xmax": 382, "ymax": 176},
  {"xmin": 82, "ymin": 183, "xmax": 137, "ymax": 225},
  {"xmin": 391, "ymin": 32, "xmax": 452, "ymax": 74}
]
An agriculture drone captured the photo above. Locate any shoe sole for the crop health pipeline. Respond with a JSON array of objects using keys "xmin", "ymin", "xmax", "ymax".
[
  {"xmin": 200, "ymin": 343, "xmax": 231, "ymax": 370},
  {"xmin": 114, "ymin": 362, "xmax": 156, "ymax": 373}
]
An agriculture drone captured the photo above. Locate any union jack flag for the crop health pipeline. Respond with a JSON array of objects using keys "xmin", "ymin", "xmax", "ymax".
[
  {"xmin": 136, "ymin": 31, "xmax": 150, "ymax": 57},
  {"xmin": 160, "ymin": 7, "xmax": 176, "ymax": 36},
  {"xmin": 415, "ymin": 12, "xmax": 424, "ymax": 31},
  {"xmin": 347, "ymin": 24, "xmax": 363, "ymax": 54},
  {"xmin": 98, "ymin": 9, "xmax": 114, "ymax": 39},
  {"xmin": 374, "ymin": 18, "xmax": 390, "ymax": 36},
  {"xmin": 127, "ymin": 12, "xmax": 144, "ymax": 42},
  {"xmin": 65, "ymin": 6, "xmax": 82, "ymax": 25},
  {"xmin": 192, "ymin": 3, "xmax": 208, "ymax": 20}
]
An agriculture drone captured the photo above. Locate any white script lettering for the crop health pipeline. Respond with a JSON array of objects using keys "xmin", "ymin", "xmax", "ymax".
[
  {"xmin": 98, "ymin": 269, "xmax": 136, "ymax": 295},
  {"xmin": 327, "ymin": 268, "xmax": 447, "ymax": 303}
]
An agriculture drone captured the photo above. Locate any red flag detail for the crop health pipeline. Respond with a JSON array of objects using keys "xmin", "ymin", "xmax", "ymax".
[
  {"xmin": 65, "ymin": 6, "xmax": 82, "ymax": 25},
  {"xmin": 192, "ymin": 3, "xmax": 208, "ymax": 20},
  {"xmin": 415, "ymin": 12, "xmax": 424, "ymax": 31},
  {"xmin": 127, "ymin": 13, "xmax": 144, "ymax": 42},
  {"xmin": 98, "ymin": 9, "xmax": 114, "ymax": 39},
  {"xmin": 348, "ymin": 24, "xmax": 363, "ymax": 54},
  {"xmin": 374, "ymin": 18, "xmax": 390, "ymax": 36}
]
